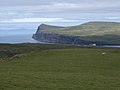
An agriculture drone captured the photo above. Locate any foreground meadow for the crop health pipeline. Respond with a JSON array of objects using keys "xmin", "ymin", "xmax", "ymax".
[{"xmin": 0, "ymin": 44, "xmax": 120, "ymax": 90}]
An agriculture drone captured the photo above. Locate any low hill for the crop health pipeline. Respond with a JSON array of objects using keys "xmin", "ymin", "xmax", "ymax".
[{"xmin": 33, "ymin": 22, "xmax": 120, "ymax": 45}]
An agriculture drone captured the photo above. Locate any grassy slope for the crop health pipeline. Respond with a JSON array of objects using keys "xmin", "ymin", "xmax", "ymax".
[
  {"xmin": 40, "ymin": 22, "xmax": 120, "ymax": 36},
  {"xmin": 0, "ymin": 44, "xmax": 120, "ymax": 90},
  {"xmin": 0, "ymin": 43, "xmax": 77, "ymax": 60},
  {"xmin": 80, "ymin": 35, "xmax": 120, "ymax": 44}
]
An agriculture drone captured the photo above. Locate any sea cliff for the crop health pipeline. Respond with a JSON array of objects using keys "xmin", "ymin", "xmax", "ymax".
[{"xmin": 32, "ymin": 22, "xmax": 120, "ymax": 45}]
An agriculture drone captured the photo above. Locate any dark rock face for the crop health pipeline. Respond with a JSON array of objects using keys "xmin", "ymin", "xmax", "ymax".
[
  {"xmin": 33, "ymin": 32, "xmax": 88, "ymax": 45},
  {"xmin": 33, "ymin": 32, "xmax": 109, "ymax": 45}
]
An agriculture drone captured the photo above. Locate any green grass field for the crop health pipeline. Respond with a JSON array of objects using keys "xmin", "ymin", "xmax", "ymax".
[{"xmin": 0, "ymin": 44, "xmax": 120, "ymax": 90}]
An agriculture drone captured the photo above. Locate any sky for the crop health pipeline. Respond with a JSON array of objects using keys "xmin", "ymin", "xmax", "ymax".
[{"xmin": 0, "ymin": 0, "xmax": 120, "ymax": 29}]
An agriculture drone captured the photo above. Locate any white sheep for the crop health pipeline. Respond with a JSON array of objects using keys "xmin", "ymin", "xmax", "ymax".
[{"xmin": 102, "ymin": 52, "xmax": 106, "ymax": 55}]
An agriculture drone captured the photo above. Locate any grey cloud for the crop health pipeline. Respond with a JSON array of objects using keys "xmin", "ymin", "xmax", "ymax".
[
  {"xmin": 0, "ymin": 0, "xmax": 120, "ymax": 6},
  {"xmin": 0, "ymin": 0, "xmax": 120, "ymax": 29}
]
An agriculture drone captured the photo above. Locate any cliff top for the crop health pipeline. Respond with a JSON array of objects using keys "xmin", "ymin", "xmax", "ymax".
[{"xmin": 37, "ymin": 21, "xmax": 120, "ymax": 36}]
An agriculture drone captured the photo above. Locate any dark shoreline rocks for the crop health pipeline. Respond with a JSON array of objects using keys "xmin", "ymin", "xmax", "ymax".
[
  {"xmin": 33, "ymin": 32, "xmax": 86, "ymax": 45},
  {"xmin": 32, "ymin": 32, "xmax": 115, "ymax": 46}
]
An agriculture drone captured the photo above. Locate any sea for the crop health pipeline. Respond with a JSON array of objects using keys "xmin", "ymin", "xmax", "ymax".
[{"xmin": 0, "ymin": 29, "xmax": 38, "ymax": 44}]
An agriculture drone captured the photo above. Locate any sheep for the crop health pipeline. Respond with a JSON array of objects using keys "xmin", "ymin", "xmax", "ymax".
[{"xmin": 102, "ymin": 52, "xmax": 106, "ymax": 55}]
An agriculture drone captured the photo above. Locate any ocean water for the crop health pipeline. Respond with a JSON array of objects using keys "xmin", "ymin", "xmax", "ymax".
[
  {"xmin": 103, "ymin": 45, "xmax": 120, "ymax": 48},
  {"xmin": 0, "ymin": 29, "xmax": 38, "ymax": 44}
]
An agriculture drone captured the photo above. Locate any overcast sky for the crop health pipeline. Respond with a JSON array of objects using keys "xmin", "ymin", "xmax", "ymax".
[{"xmin": 0, "ymin": 0, "xmax": 120, "ymax": 29}]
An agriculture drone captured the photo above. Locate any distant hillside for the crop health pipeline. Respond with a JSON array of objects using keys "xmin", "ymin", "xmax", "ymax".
[
  {"xmin": 36, "ymin": 22, "xmax": 120, "ymax": 36},
  {"xmin": 33, "ymin": 22, "xmax": 120, "ymax": 45}
]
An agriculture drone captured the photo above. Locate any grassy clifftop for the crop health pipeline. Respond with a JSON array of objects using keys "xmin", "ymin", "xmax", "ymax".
[{"xmin": 38, "ymin": 22, "xmax": 120, "ymax": 36}]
